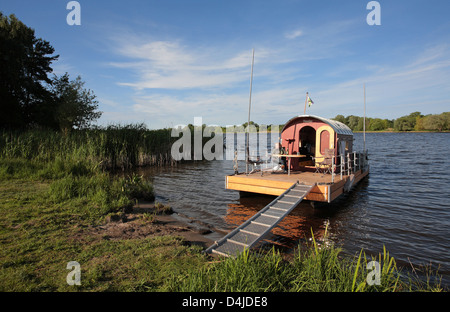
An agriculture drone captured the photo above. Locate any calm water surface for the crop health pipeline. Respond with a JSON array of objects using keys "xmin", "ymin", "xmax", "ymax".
[{"xmin": 138, "ymin": 133, "xmax": 450, "ymax": 286}]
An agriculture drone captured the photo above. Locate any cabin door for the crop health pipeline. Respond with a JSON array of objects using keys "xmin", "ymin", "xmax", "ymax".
[{"xmin": 299, "ymin": 126, "xmax": 316, "ymax": 157}]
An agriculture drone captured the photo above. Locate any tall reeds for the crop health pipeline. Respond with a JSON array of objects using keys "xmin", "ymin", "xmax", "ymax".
[{"xmin": 0, "ymin": 124, "xmax": 177, "ymax": 170}]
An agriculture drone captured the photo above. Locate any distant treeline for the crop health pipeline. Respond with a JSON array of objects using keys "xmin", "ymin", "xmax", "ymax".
[
  {"xmin": 220, "ymin": 111, "xmax": 450, "ymax": 133},
  {"xmin": 333, "ymin": 112, "xmax": 450, "ymax": 132}
]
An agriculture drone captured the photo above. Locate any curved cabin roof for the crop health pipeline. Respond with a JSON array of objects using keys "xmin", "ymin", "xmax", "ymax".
[{"xmin": 281, "ymin": 115, "xmax": 353, "ymax": 136}]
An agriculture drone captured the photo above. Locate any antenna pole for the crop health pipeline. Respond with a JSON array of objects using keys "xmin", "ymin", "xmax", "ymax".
[
  {"xmin": 363, "ymin": 83, "xmax": 366, "ymax": 152},
  {"xmin": 246, "ymin": 48, "xmax": 255, "ymax": 174},
  {"xmin": 303, "ymin": 92, "xmax": 308, "ymax": 115}
]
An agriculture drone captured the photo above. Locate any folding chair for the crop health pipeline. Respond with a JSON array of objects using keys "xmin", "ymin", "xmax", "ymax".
[{"xmin": 315, "ymin": 148, "xmax": 334, "ymax": 174}]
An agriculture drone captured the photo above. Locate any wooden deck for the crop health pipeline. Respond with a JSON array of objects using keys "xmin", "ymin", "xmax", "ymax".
[{"xmin": 226, "ymin": 168, "xmax": 369, "ymax": 203}]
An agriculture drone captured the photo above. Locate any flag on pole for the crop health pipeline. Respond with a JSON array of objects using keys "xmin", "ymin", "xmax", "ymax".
[{"xmin": 307, "ymin": 96, "xmax": 314, "ymax": 107}]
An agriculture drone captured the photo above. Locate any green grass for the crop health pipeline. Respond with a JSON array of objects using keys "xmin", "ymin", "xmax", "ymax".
[
  {"xmin": 0, "ymin": 157, "xmax": 206, "ymax": 291},
  {"xmin": 166, "ymin": 239, "xmax": 443, "ymax": 292}
]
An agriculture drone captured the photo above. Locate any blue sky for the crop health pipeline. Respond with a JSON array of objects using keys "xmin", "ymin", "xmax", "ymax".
[{"xmin": 2, "ymin": 0, "xmax": 450, "ymax": 129}]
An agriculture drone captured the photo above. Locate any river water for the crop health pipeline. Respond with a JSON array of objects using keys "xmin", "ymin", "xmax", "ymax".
[{"xmin": 138, "ymin": 132, "xmax": 450, "ymax": 287}]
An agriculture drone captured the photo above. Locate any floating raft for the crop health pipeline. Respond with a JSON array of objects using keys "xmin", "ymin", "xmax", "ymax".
[
  {"xmin": 225, "ymin": 168, "xmax": 369, "ymax": 203},
  {"xmin": 205, "ymin": 182, "xmax": 313, "ymax": 257}
]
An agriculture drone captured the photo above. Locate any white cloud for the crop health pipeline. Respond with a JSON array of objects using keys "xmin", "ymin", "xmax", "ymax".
[
  {"xmin": 284, "ymin": 29, "xmax": 303, "ymax": 39},
  {"xmin": 97, "ymin": 97, "xmax": 121, "ymax": 108},
  {"xmin": 109, "ymin": 37, "xmax": 263, "ymax": 90},
  {"xmin": 130, "ymin": 92, "xmax": 250, "ymax": 126}
]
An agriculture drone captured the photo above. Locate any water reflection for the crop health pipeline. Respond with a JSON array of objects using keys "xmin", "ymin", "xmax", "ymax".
[{"xmin": 223, "ymin": 190, "xmax": 365, "ymax": 251}]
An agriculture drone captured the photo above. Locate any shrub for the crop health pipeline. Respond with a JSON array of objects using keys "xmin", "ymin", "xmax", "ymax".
[{"xmin": 121, "ymin": 174, "xmax": 155, "ymax": 201}]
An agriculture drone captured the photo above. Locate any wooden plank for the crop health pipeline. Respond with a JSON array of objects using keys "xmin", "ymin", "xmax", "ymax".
[
  {"xmin": 226, "ymin": 172, "xmax": 348, "ymax": 203},
  {"xmin": 354, "ymin": 169, "xmax": 369, "ymax": 184},
  {"xmin": 227, "ymin": 182, "xmax": 328, "ymax": 202},
  {"xmin": 226, "ymin": 182, "xmax": 286, "ymax": 196},
  {"xmin": 227, "ymin": 175, "xmax": 293, "ymax": 189},
  {"xmin": 330, "ymin": 177, "xmax": 347, "ymax": 192},
  {"xmin": 229, "ymin": 175, "xmax": 327, "ymax": 193},
  {"xmin": 330, "ymin": 185, "xmax": 344, "ymax": 202},
  {"xmin": 305, "ymin": 192, "xmax": 326, "ymax": 202},
  {"xmin": 310, "ymin": 185, "xmax": 327, "ymax": 194}
]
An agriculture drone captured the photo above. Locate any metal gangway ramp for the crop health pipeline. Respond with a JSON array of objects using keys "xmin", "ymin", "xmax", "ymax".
[{"xmin": 205, "ymin": 182, "xmax": 314, "ymax": 257}]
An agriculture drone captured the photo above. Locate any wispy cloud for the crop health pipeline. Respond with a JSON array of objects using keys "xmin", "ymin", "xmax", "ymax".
[
  {"xmin": 109, "ymin": 37, "xmax": 262, "ymax": 90},
  {"xmin": 51, "ymin": 57, "xmax": 75, "ymax": 76},
  {"xmin": 284, "ymin": 29, "xmax": 303, "ymax": 39}
]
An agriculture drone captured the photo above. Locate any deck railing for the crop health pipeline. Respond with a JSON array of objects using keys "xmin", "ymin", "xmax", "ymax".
[
  {"xmin": 233, "ymin": 149, "xmax": 369, "ymax": 181},
  {"xmin": 331, "ymin": 150, "xmax": 369, "ymax": 183}
]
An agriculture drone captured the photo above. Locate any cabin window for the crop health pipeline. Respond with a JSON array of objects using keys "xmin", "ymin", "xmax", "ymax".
[
  {"xmin": 338, "ymin": 140, "xmax": 345, "ymax": 156},
  {"xmin": 320, "ymin": 130, "xmax": 330, "ymax": 155}
]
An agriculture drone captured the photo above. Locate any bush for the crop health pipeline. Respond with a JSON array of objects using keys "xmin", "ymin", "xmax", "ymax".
[{"xmin": 121, "ymin": 174, "xmax": 155, "ymax": 201}]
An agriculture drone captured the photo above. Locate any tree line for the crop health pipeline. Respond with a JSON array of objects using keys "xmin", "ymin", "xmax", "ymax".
[
  {"xmin": 333, "ymin": 111, "xmax": 450, "ymax": 132},
  {"xmin": 226, "ymin": 111, "xmax": 450, "ymax": 133},
  {"xmin": 0, "ymin": 13, "xmax": 101, "ymax": 133}
]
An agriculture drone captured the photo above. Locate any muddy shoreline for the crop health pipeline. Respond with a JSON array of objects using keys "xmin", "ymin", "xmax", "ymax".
[{"xmin": 72, "ymin": 201, "xmax": 227, "ymax": 249}]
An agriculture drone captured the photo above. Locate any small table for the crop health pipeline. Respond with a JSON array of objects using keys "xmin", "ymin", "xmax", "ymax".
[{"xmin": 272, "ymin": 154, "xmax": 308, "ymax": 175}]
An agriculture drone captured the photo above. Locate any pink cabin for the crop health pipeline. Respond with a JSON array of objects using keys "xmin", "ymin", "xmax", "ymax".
[{"xmin": 280, "ymin": 115, "xmax": 353, "ymax": 171}]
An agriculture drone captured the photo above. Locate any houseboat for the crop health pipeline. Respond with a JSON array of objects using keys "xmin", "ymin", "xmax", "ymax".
[{"xmin": 226, "ymin": 115, "xmax": 369, "ymax": 203}]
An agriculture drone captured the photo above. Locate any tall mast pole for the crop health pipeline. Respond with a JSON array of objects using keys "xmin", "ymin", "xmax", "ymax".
[
  {"xmin": 303, "ymin": 92, "xmax": 308, "ymax": 115},
  {"xmin": 364, "ymin": 83, "xmax": 366, "ymax": 152},
  {"xmin": 246, "ymin": 48, "xmax": 255, "ymax": 175}
]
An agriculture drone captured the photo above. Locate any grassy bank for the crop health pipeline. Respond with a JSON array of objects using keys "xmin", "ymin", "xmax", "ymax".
[{"xmin": 0, "ymin": 157, "xmax": 200, "ymax": 291}]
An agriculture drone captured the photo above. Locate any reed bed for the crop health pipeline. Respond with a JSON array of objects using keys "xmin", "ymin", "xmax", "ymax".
[{"xmin": 0, "ymin": 124, "xmax": 177, "ymax": 170}]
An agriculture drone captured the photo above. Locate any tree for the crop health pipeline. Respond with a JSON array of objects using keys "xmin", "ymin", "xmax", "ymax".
[
  {"xmin": 356, "ymin": 117, "xmax": 369, "ymax": 131},
  {"xmin": 0, "ymin": 13, "xmax": 58, "ymax": 129},
  {"xmin": 415, "ymin": 115, "xmax": 426, "ymax": 131},
  {"xmin": 242, "ymin": 121, "xmax": 259, "ymax": 131},
  {"xmin": 394, "ymin": 112, "xmax": 422, "ymax": 131},
  {"xmin": 369, "ymin": 118, "xmax": 385, "ymax": 131},
  {"xmin": 49, "ymin": 73, "xmax": 102, "ymax": 133},
  {"xmin": 346, "ymin": 115, "xmax": 361, "ymax": 131},
  {"xmin": 333, "ymin": 114, "xmax": 346, "ymax": 124},
  {"xmin": 423, "ymin": 113, "xmax": 449, "ymax": 132}
]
